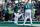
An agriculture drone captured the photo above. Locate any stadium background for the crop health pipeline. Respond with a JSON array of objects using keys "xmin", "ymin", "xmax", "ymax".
[{"xmin": 0, "ymin": 0, "xmax": 40, "ymax": 27}]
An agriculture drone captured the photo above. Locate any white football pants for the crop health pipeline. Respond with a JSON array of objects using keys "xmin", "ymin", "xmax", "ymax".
[{"xmin": 24, "ymin": 9, "xmax": 32, "ymax": 24}]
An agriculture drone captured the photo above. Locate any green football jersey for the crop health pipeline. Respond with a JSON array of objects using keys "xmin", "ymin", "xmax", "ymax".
[{"xmin": 24, "ymin": 3, "xmax": 32, "ymax": 10}]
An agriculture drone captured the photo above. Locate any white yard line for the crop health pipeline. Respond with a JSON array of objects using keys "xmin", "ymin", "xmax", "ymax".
[
  {"xmin": 17, "ymin": 24, "xmax": 40, "ymax": 26},
  {"xmin": 17, "ymin": 24, "xmax": 31, "ymax": 25},
  {"xmin": 3, "ymin": 21, "xmax": 40, "ymax": 22}
]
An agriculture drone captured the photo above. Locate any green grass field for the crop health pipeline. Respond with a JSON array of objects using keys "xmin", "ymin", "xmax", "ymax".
[{"xmin": 0, "ymin": 21, "xmax": 40, "ymax": 27}]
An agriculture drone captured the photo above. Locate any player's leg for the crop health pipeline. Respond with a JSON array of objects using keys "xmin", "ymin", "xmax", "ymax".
[
  {"xmin": 23, "ymin": 10, "xmax": 28, "ymax": 25},
  {"xmin": 24, "ymin": 14, "xmax": 29, "ymax": 25},
  {"xmin": 23, "ymin": 11, "xmax": 26, "ymax": 24},
  {"xmin": 15, "ymin": 13, "xmax": 19, "ymax": 24},
  {"xmin": 31, "ymin": 14, "xmax": 34, "ymax": 21},
  {"xmin": 14, "ymin": 16, "xmax": 17, "ymax": 23},
  {"xmin": 14, "ymin": 13, "xmax": 18, "ymax": 24},
  {"xmin": 14, "ymin": 13, "xmax": 21, "ymax": 24},
  {"xmin": 15, "ymin": 16, "xmax": 18, "ymax": 24},
  {"xmin": 24, "ymin": 17, "xmax": 28, "ymax": 25},
  {"xmin": 29, "ymin": 10, "xmax": 32, "ymax": 24}
]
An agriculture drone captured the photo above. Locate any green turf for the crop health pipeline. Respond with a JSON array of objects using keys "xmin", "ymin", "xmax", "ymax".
[
  {"xmin": 0, "ymin": 21, "xmax": 40, "ymax": 27},
  {"xmin": 0, "ymin": 21, "xmax": 40, "ymax": 24},
  {"xmin": 0, "ymin": 24, "xmax": 37, "ymax": 27}
]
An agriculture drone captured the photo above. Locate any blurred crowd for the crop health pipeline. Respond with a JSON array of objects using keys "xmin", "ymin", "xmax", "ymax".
[
  {"xmin": 0, "ymin": 1, "xmax": 25, "ymax": 21},
  {"xmin": 0, "ymin": 0, "xmax": 40, "ymax": 21}
]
